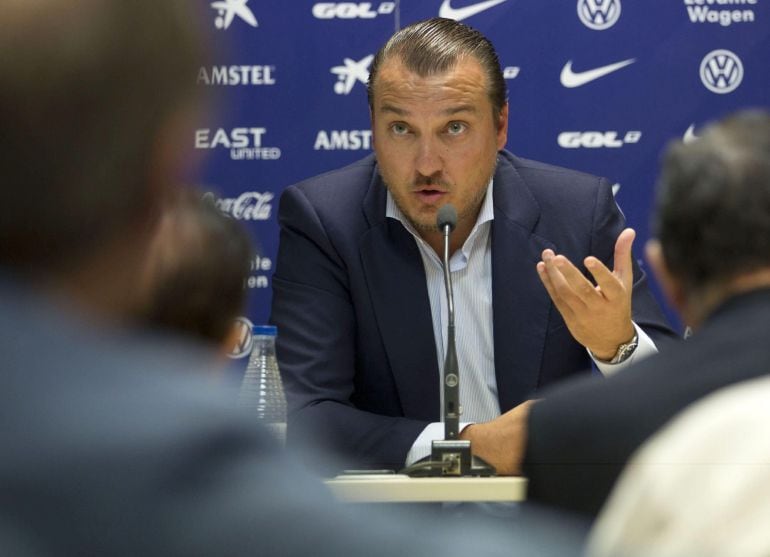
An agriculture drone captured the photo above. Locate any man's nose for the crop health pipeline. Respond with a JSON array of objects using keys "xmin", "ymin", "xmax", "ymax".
[{"xmin": 414, "ymin": 137, "xmax": 443, "ymax": 178}]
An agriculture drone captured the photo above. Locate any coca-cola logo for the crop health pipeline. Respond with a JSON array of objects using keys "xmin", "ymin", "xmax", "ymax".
[{"xmin": 204, "ymin": 191, "xmax": 274, "ymax": 221}]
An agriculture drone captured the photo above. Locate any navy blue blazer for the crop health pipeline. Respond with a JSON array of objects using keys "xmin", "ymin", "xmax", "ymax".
[{"xmin": 270, "ymin": 151, "xmax": 675, "ymax": 470}]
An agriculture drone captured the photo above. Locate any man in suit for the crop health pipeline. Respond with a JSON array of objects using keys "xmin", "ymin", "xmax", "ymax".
[
  {"xmin": 522, "ymin": 110, "xmax": 770, "ymax": 519},
  {"xmin": 0, "ymin": 2, "xmax": 585, "ymax": 555},
  {"xmin": 270, "ymin": 17, "xmax": 675, "ymax": 472}
]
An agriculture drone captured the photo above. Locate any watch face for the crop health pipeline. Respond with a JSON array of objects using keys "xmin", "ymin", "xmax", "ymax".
[{"xmin": 612, "ymin": 337, "xmax": 638, "ymax": 364}]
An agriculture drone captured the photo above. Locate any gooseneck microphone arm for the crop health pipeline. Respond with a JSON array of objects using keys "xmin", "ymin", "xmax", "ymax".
[
  {"xmin": 437, "ymin": 204, "xmax": 459, "ymax": 440},
  {"xmin": 399, "ymin": 203, "xmax": 495, "ymax": 476}
]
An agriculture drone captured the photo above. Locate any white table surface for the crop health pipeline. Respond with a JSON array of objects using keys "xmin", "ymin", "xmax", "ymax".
[{"xmin": 325, "ymin": 474, "xmax": 527, "ymax": 503}]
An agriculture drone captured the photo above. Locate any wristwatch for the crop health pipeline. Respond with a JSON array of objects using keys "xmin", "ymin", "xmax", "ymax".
[{"xmin": 608, "ymin": 332, "xmax": 639, "ymax": 364}]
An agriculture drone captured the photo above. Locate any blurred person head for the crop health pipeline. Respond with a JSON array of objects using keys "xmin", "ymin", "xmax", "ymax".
[
  {"xmin": 140, "ymin": 188, "xmax": 253, "ymax": 353},
  {"xmin": 647, "ymin": 109, "xmax": 770, "ymax": 327},
  {"xmin": 0, "ymin": 0, "xmax": 205, "ymax": 321},
  {"xmin": 366, "ymin": 18, "xmax": 508, "ymax": 252}
]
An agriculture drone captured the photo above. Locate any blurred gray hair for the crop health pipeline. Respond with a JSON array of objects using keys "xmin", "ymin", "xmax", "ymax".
[{"xmin": 653, "ymin": 109, "xmax": 770, "ymax": 290}]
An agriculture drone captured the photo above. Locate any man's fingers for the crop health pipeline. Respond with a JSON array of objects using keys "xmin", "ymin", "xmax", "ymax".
[
  {"xmin": 539, "ymin": 251, "xmax": 591, "ymax": 312},
  {"xmin": 552, "ymin": 255, "xmax": 598, "ymax": 301},
  {"xmin": 537, "ymin": 261, "xmax": 563, "ymax": 304},
  {"xmin": 613, "ymin": 228, "xmax": 636, "ymax": 287},
  {"xmin": 585, "ymin": 257, "xmax": 623, "ymax": 301},
  {"xmin": 536, "ymin": 261, "xmax": 576, "ymax": 321}
]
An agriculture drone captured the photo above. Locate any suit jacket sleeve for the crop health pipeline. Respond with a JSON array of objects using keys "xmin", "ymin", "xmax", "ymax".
[{"xmin": 270, "ymin": 184, "xmax": 428, "ymax": 471}]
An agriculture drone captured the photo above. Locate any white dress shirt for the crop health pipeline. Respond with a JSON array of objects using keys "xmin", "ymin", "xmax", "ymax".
[{"xmin": 385, "ymin": 180, "xmax": 656, "ymax": 466}]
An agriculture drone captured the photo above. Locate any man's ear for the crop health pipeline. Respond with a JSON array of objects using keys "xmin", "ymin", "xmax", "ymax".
[
  {"xmin": 496, "ymin": 102, "xmax": 509, "ymax": 150},
  {"xmin": 646, "ymin": 239, "xmax": 687, "ymax": 318},
  {"xmin": 369, "ymin": 108, "xmax": 376, "ymax": 144}
]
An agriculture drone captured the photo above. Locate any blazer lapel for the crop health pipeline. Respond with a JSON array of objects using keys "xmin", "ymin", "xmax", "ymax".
[
  {"xmin": 491, "ymin": 155, "xmax": 555, "ymax": 411},
  {"xmin": 359, "ymin": 171, "xmax": 440, "ymax": 421}
]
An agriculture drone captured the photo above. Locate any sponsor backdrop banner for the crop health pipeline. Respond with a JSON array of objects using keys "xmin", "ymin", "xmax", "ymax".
[{"xmin": 197, "ymin": 0, "xmax": 770, "ymax": 358}]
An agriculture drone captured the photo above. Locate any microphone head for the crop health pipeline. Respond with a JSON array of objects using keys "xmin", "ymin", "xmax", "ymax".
[{"xmin": 436, "ymin": 204, "xmax": 457, "ymax": 232}]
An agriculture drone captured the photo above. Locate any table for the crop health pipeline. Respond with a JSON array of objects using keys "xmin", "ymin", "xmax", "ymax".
[{"xmin": 325, "ymin": 474, "xmax": 527, "ymax": 503}]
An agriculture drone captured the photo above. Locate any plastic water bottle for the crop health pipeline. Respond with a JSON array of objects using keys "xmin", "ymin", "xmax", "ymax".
[{"xmin": 237, "ymin": 325, "xmax": 287, "ymax": 445}]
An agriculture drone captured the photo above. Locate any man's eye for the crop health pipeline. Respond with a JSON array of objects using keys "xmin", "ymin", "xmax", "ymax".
[
  {"xmin": 447, "ymin": 122, "xmax": 466, "ymax": 135},
  {"xmin": 391, "ymin": 123, "xmax": 409, "ymax": 135}
]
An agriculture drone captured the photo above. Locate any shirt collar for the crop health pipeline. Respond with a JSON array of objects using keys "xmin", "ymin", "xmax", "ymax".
[{"xmin": 386, "ymin": 180, "xmax": 494, "ymax": 270}]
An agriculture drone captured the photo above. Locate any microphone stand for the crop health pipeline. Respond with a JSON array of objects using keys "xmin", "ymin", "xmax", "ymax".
[{"xmin": 403, "ymin": 205, "xmax": 495, "ymax": 477}]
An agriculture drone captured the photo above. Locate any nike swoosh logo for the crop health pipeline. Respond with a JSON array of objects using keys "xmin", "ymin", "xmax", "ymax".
[
  {"xmin": 560, "ymin": 58, "xmax": 636, "ymax": 88},
  {"xmin": 683, "ymin": 124, "xmax": 699, "ymax": 144},
  {"xmin": 439, "ymin": 0, "xmax": 509, "ymax": 21}
]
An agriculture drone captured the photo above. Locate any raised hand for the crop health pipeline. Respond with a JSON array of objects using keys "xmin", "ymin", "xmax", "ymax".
[{"xmin": 536, "ymin": 228, "xmax": 636, "ymax": 360}]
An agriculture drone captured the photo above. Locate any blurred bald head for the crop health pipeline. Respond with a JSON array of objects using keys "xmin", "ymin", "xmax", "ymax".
[{"xmin": 0, "ymin": 0, "xmax": 204, "ymax": 276}]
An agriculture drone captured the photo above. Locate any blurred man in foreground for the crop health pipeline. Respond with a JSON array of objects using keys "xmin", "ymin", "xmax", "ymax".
[
  {"xmin": 585, "ymin": 111, "xmax": 770, "ymax": 556},
  {"xmin": 522, "ymin": 110, "xmax": 770, "ymax": 518},
  {"xmin": 0, "ymin": 1, "xmax": 582, "ymax": 555}
]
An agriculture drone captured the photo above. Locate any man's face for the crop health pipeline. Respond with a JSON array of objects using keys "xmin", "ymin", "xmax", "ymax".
[{"xmin": 371, "ymin": 56, "xmax": 508, "ymax": 234}]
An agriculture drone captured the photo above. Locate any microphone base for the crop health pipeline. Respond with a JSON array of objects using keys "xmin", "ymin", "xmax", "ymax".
[{"xmin": 402, "ymin": 440, "xmax": 497, "ymax": 477}]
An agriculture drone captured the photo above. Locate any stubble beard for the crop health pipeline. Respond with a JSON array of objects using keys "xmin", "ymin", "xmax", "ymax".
[{"xmin": 382, "ymin": 161, "xmax": 497, "ymax": 235}]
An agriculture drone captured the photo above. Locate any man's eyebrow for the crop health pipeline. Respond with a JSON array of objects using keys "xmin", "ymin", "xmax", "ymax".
[
  {"xmin": 379, "ymin": 103, "xmax": 408, "ymax": 116},
  {"xmin": 443, "ymin": 104, "xmax": 477, "ymax": 115}
]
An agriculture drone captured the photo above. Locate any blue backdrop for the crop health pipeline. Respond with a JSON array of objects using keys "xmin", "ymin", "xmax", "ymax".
[{"xmin": 195, "ymin": 0, "xmax": 770, "ymax": 356}]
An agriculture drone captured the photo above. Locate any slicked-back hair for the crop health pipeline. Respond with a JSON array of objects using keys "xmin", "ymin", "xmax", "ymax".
[
  {"xmin": 367, "ymin": 17, "xmax": 507, "ymax": 117},
  {"xmin": 653, "ymin": 110, "xmax": 770, "ymax": 291},
  {"xmin": 0, "ymin": 0, "xmax": 205, "ymax": 275}
]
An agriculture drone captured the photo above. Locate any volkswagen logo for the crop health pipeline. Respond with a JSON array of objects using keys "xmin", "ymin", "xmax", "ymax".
[
  {"xmin": 577, "ymin": 0, "xmax": 621, "ymax": 30},
  {"xmin": 700, "ymin": 49, "xmax": 743, "ymax": 94}
]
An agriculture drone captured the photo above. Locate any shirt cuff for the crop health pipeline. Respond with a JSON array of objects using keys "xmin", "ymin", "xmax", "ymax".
[
  {"xmin": 591, "ymin": 322, "xmax": 657, "ymax": 377},
  {"xmin": 405, "ymin": 422, "xmax": 473, "ymax": 466}
]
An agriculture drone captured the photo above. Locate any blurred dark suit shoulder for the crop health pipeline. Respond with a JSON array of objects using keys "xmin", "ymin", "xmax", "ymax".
[
  {"xmin": 0, "ymin": 276, "xmax": 586, "ymax": 557},
  {"xmin": 524, "ymin": 288, "xmax": 770, "ymax": 518}
]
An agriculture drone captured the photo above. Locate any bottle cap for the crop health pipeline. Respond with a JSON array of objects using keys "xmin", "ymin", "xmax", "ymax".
[{"xmin": 252, "ymin": 325, "xmax": 277, "ymax": 336}]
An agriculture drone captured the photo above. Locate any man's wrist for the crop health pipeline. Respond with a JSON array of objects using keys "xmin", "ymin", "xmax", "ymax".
[
  {"xmin": 459, "ymin": 422, "xmax": 478, "ymax": 443},
  {"xmin": 593, "ymin": 332, "xmax": 639, "ymax": 364}
]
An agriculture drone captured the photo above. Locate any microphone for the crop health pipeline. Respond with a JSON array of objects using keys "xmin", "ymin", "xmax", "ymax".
[
  {"xmin": 402, "ymin": 204, "xmax": 495, "ymax": 477},
  {"xmin": 436, "ymin": 204, "xmax": 459, "ymax": 440},
  {"xmin": 436, "ymin": 204, "xmax": 457, "ymax": 232}
]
